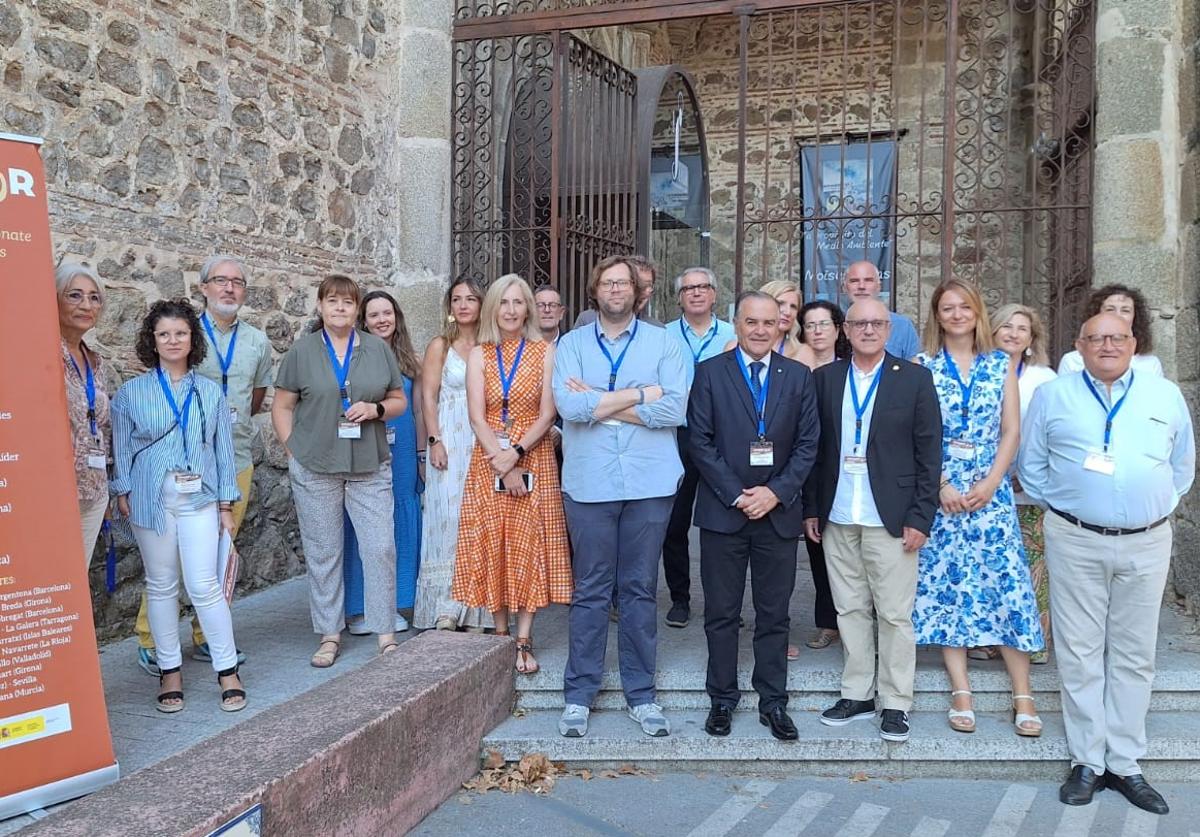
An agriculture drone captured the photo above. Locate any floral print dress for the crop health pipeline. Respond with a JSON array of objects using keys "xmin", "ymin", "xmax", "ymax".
[{"xmin": 911, "ymin": 349, "xmax": 1044, "ymax": 652}]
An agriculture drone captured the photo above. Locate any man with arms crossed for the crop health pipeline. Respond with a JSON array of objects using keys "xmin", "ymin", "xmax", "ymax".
[{"xmin": 842, "ymin": 261, "xmax": 920, "ymax": 360}]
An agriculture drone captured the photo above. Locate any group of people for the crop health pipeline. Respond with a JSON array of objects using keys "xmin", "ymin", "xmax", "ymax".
[{"xmin": 58, "ymin": 251, "xmax": 1193, "ymax": 816}]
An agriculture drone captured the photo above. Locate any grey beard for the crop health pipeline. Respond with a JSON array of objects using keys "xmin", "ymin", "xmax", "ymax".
[{"xmin": 208, "ymin": 300, "xmax": 241, "ymax": 319}]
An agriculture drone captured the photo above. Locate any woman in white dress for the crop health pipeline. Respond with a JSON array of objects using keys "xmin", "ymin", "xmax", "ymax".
[
  {"xmin": 1056, "ymin": 284, "xmax": 1163, "ymax": 377},
  {"xmin": 413, "ymin": 278, "xmax": 494, "ymax": 631}
]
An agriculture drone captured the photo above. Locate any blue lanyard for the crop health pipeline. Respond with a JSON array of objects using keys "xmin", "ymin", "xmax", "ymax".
[
  {"xmin": 155, "ymin": 367, "xmax": 195, "ymax": 466},
  {"xmin": 1017, "ymin": 358, "xmax": 1025, "ymax": 379},
  {"xmin": 734, "ymin": 351, "xmax": 770, "ymax": 438},
  {"xmin": 68, "ymin": 349, "xmax": 97, "ymax": 437},
  {"xmin": 321, "ymin": 329, "xmax": 356, "ymax": 412},
  {"xmin": 595, "ymin": 319, "xmax": 638, "ymax": 391},
  {"xmin": 201, "ymin": 314, "xmax": 239, "ymax": 395},
  {"xmin": 680, "ymin": 318, "xmax": 719, "ymax": 364},
  {"xmin": 495, "ymin": 339, "xmax": 526, "ymax": 427},
  {"xmin": 848, "ymin": 363, "xmax": 883, "ymax": 450},
  {"xmin": 1083, "ymin": 372, "xmax": 1134, "ymax": 453},
  {"xmin": 942, "ymin": 348, "xmax": 979, "ymax": 435},
  {"xmin": 103, "ymin": 520, "xmax": 117, "ymax": 593}
]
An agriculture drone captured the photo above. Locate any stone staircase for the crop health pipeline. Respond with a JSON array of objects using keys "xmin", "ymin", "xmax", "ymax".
[{"xmin": 482, "ymin": 559, "xmax": 1200, "ymax": 780}]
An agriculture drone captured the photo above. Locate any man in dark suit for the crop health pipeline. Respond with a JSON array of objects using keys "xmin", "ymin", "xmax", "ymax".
[
  {"xmin": 688, "ymin": 291, "xmax": 819, "ymax": 740},
  {"xmin": 803, "ymin": 298, "xmax": 942, "ymax": 743}
]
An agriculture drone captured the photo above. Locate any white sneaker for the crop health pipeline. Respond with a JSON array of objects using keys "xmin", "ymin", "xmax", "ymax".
[
  {"xmin": 394, "ymin": 614, "xmax": 410, "ymax": 632},
  {"xmin": 559, "ymin": 703, "xmax": 590, "ymax": 738},
  {"xmin": 346, "ymin": 617, "xmax": 371, "ymax": 636},
  {"xmin": 628, "ymin": 702, "xmax": 670, "ymax": 737}
]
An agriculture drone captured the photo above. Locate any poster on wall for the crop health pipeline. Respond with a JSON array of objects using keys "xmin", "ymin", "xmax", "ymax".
[
  {"xmin": 800, "ymin": 140, "xmax": 897, "ymax": 305},
  {"xmin": 0, "ymin": 133, "xmax": 119, "ymax": 819}
]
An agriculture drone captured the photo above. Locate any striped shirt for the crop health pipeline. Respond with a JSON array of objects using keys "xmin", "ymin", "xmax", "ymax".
[
  {"xmin": 196, "ymin": 315, "xmax": 274, "ymax": 473},
  {"xmin": 110, "ymin": 368, "xmax": 240, "ymax": 534}
]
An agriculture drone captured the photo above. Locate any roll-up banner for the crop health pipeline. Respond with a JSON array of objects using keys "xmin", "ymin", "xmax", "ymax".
[{"xmin": 0, "ymin": 133, "xmax": 119, "ymax": 818}]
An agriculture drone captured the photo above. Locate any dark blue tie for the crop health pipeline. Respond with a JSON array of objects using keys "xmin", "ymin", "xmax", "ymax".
[{"xmin": 749, "ymin": 361, "xmax": 764, "ymax": 401}]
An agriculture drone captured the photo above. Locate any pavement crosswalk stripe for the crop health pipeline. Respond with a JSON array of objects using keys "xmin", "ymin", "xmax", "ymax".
[
  {"xmin": 1120, "ymin": 809, "xmax": 1159, "ymax": 837},
  {"xmin": 833, "ymin": 802, "xmax": 890, "ymax": 837},
  {"xmin": 686, "ymin": 780, "xmax": 778, "ymax": 837},
  {"xmin": 909, "ymin": 816, "xmax": 951, "ymax": 837},
  {"xmin": 1053, "ymin": 802, "xmax": 1099, "ymax": 837},
  {"xmin": 980, "ymin": 785, "xmax": 1038, "ymax": 837},
  {"xmin": 761, "ymin": 790, "xmax": 833, "ymax": 837}
]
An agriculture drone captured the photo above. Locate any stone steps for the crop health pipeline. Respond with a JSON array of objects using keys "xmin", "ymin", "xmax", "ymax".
[{"xmin": 482, "ymin": 709, "xmax": 1200, "ymax": 781}]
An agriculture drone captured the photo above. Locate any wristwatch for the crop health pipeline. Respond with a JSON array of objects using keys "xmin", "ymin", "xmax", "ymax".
[
  {"xmin": 512, "ymin": 443, "xmax": 526, "ymax": 458},
  {"xmin": 428, "ymin": 435, "xmax": 441, "ymax": 446},
  {"xmin": 375, "ymin": 402, "xmax": 385, "ymax": 418},
  {"xmin": 637, "ymin": 386, "xmax": 646, "ymax": 405}
]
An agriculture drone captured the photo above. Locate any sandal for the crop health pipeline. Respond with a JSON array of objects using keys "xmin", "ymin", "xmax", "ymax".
[
  {"xmin": 434, "ymin": 616, "xmax": 458, "ymax": 631},
  {"xmin": 1012, "ymin": 694, "xmax": 1043, "ymax": 737},
  {"xmin": 806, "ymin": 629, "xmax": 839, "ymax": 649},
  {"xmin": 310, "ymin": 638, "xmax": 341, "ymax": 668},
  {"xmin": 948, "ymin": 689, "xmax": 976, "ymax": 733},
  {"xmin": 156, "ymin": 666, "xmax": 185, "ymax": 714},
  {"xmin": 515, "ymin": 637, "xmax": 539, "ymax": 675},
  {"xmin": 967, "ymin": 646, "xmax": 1000, "ymax": 661},
  {"xmin": 378, "ymin": 641, "xmax": 400, "ymax": 655},
  {"xmin": 217, "ymin": 666, "xmax": 247, "ymax": 712}
]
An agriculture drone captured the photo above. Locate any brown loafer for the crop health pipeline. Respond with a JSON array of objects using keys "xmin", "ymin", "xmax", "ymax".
[{"xmin": 806, "ymin": 629, "xmax": 839, "ymax": 649}]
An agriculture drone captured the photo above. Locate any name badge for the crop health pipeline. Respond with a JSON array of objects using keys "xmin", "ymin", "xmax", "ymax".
[
  {"xmin": 1083, "ymin": 450, "xmax": 1116, "ymax": 476},
  {"xmin": 386, "ymin": 428, "xmax": 396, "ymax": 446},
  {"xmin": 948, "ymin": 439, "xmax": 976, "ymax": 460},
  {"xmin": 843, "ymin": 455, "xmax": 868, "ymax": 475},
  {"xmin": 749, "ymin": 440, "xmax": 774, "ymax": 467},
  {"xmin": 174, "ymin": 472, "xmax": 202, "ymax": 494},
  {"xmin": 86, "ymin": 450, "xmax": 107, "ymax": 470},
  {"xmin": 338, "ymin": 420, "xmax": 362, "ymax": 440},
  {"xmin": 495, "ymin": 431, "xmax": 511, "ymax": 450},
  {"xmin": 229, "ymin": 407, "xmax": 239, "ymax": 425}
]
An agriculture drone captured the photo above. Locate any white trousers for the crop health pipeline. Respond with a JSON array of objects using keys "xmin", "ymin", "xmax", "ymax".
[
  {"xmin": 1044, "ymin": 511, "xmax": 1171, "ymax": 776},
  {"xmin": 79, "ymin": 492, "xmax": 108, "ymax": 569},
  {"xmin": 131, "ymin": 476, "xmax": 238, "ymax": 672}
]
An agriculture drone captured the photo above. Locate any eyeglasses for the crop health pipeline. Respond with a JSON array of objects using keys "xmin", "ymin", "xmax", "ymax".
[
  {"xmin": 845, "ymin": 319, "xmax": 889, "ymax": 332},
  {"xmin": 803, "ymin": 319, "xmax": 834, "ymax": 332},
  {"xmin": 535, "ymin": 302, "xmax": 563, "ymax": 311},
  {"xmin": 205, "ymin": 276, "xmax": 248, "ymax": 289},
  {"xmin": 598, "ymin": 279, "xmax": 633, "ymax": 291},
  {"xmin": 679, "ymin": 283, "xmax": 714, "ymax": 295},
  {"xmin": 63, "ymin": 290, "xmax": 103, "ymax": 307},
  {"xmin": 1080, "ymin": 334, "xmax": 1131, "ymax": 347}
]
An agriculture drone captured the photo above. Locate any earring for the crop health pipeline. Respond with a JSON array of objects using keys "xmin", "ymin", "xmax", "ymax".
[
  {"xmin": 447, "ymin": 314, "xmax": 455, "ymax": 324},
  {"xmin": 1024, "ymin": 347, "xmax": 1032, "ymax": 356}
]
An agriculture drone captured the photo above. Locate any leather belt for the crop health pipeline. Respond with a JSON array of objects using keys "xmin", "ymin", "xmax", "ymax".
[{"xmin": 1050, "ymin": 507, "xmax": 1168, "ymax": 537}]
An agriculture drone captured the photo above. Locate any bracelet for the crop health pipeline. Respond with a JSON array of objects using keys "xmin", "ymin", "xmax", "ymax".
[{"xmin": 939, "ymin": 478, "xmax": 951, "ymax": 489}]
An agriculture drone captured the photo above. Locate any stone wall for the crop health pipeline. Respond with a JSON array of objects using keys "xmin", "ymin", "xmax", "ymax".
[{"xmin": 1, "ymin": 0, "xmax": 455, "ymax": 638}]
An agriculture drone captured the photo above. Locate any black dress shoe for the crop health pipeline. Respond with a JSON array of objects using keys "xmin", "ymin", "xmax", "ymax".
[
  {"xmin": 1059, "ymin": 765, "xmax": 1105, "ymax": 806},
  {"xmin": 759, "ymin": 706, "xmax": 798, "ymax": 741},
  {"xmin": 705, "ymin": 705, "xmax": 733, "ymax": 736},
  {"xmin": 665, "ymin": 602, "xmax": 690, "ymax": 628},
  {"xmin": 1105, "ymin": 772, "xmax": 1170, "ymax": 815}
]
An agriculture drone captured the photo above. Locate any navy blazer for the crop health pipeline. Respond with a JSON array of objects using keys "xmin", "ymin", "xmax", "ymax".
[
  {"xmin": 802, "ymin": 353, "xmax": 943, "ymax": 538},
  {"xmin": 687, "ymin": 349, "xmax": 819, "ymax": 539}
]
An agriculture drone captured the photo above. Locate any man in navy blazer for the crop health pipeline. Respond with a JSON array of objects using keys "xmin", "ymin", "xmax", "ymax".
[{"xmin": 688, "ymin": 291, "xmax": 819, "ymax": 740}]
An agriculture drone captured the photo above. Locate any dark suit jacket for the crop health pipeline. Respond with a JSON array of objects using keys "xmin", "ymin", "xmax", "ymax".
[
  {"xmin": 688, "ymin": 350, "xmax": 819, "ymax": 539},
  {"xmin": 802, "ymin": 353, "xmax": 943, "ymax": 538}
]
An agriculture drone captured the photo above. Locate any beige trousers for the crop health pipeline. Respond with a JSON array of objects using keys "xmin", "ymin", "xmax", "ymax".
[
  {"xmin": 823, "ymin": 523, "xmax": 918, "ymax": 710},
  {"xmin": 1043, "ymin": 511, "xmax": 1171, "ymax": 776}
]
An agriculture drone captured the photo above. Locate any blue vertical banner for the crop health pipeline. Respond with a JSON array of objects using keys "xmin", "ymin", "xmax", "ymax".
[{"xmin": 800, "ymin": 141, "xmax": 897, "ymax": 305}]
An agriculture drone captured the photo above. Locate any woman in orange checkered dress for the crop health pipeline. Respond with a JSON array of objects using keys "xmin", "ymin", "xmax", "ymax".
[{"xmin": 452, "ymin": 274, "xmax": 572, "ymax": 673}]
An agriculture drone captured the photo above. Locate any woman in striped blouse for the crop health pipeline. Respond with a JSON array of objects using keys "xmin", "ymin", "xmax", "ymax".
[{"xmin": 111, "ymin": 299, "xmax": 245, "ymax": 714}]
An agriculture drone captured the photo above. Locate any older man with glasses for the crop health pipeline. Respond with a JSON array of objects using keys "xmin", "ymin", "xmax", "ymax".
[
  {"xmin": 1021, "ymin": 313, "xmax": 1194, "ymax": 815},
  {"xmin": 133, "ymin": 255, "xmax": 272, "ymax": 676},
  {"xmin": 534, "ymin": 284, "xmax": 565, "ymax": 344}
]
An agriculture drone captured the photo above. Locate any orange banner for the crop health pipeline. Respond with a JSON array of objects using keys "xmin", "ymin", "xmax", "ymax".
[{"xmin": 0, "ymin": 133, "xmax": 118, "ymax": 817}]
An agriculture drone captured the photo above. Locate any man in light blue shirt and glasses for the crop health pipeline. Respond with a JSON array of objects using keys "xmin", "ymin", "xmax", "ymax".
[
  {"xmin": 1020, "ymin": 312, "xmax": 1195, "ymax": 815},
  {"xmin": 553, "ymin": 255, "xmax": 688, "ymax": 740}
]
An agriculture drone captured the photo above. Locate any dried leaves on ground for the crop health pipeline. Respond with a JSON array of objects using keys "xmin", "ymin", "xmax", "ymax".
[{"xmin": 463, "ymin": 751, "xmax": 652, "ymax": 794}]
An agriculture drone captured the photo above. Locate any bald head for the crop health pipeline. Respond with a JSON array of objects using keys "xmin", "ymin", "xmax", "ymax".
[
  {"xmin": 843, "ymin": 261, "xmax": 882, "ymax": 302},
  {"xmin": 1076, "ymin": 312, "xmax": 1136, "ymax": 384}
]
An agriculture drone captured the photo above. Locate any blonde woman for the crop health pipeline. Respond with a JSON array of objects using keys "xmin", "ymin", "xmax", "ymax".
[
  {"xmin": 412, "ymin": 279, "xmax": 494, "ymax": 632},
  {"xmin": 911, "ymin": 279, "xmax": 1044, "ymax": 737},
  {"xmin": 723, "ymin": 281, "xmax": 816, "ymax": 367},
  {"xmin": 452, "ymin": 275, "xmax": 572, "ymax": 671}
]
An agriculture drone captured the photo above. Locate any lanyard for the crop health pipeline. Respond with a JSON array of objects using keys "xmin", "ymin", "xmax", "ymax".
[
  {"xmin": 1017, "ymin": 358, "xmax": 1025, "ymax": 379},
  {"xmin": 201, "ymin": 314, "xmax": 239, "ymax": 395},
  {"xmin": 1083, "ymin": 372, "xmax": 1134, "ymax": 453},
  {"xmin": 155, "ymin": 367, "xmax": 195, "ymax": 466},
  {"xmin": 680, "ymin": 317, "xmax": 719, "ymax": 364},
  {"xmin": 734, "ymin": 351, "xmax": 770, "ymax": 438},
  {"xmin": 68, "ymin": 349, "xmax": 97, "ymax": 437},
  {"xmin": 322, "ymin": 329, "xmax": 356, "ymax": 412},
  {"xmin": 103, "ymin": 520, "xmax": 117, "ymax": 593},
  {"xmin": 595, "ymin": 319, "xmax": 639, "ymax": 391},
  {"xmin": 495, "ymin": 339, "xmax": 526, "ymax": 427},
  {"xmin": 848, "ymin": 363, "xmax": 883, "ymax": 450},
  {"xmin": 942, "ymin": 348, "xmax": 979, "ymax": 435}
]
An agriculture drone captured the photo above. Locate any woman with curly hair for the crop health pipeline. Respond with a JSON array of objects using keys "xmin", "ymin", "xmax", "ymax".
[
  {"xmin": 1057, "ymin": 284, "xmax": 1163, "ymax": 377},
  {"xmin": 111, "ymin": 298, "xmax": 245, "ymax": 714}
]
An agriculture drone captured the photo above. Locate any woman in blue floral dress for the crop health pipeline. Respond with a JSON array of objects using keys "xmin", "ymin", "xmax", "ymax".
[{"xmin": 912, "ymin": 279, "xmax": 1045, "ymax": 737}]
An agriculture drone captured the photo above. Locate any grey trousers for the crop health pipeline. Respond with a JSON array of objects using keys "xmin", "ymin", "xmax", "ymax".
[
  {"xmin": 1044, "ymin": 511, "xmax": 1171, "ymax": 776},
  {"xmin": 562, "ymin": 494, "xmax": 673, "ymax": 708},
  {"xmin": 289, "ymin": 457, "xmax": 397, "ymax": 636}
]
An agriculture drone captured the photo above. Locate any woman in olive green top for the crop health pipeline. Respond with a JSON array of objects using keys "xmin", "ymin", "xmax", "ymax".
[{"xmin": 272, "ymin": 275, "xmax": 409, "ymax": 666}]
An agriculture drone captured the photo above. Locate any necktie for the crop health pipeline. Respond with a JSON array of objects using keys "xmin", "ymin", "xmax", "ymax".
[{"xmin": 749, "ymin": 361, "xmax": 764, "ymax": 401}]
